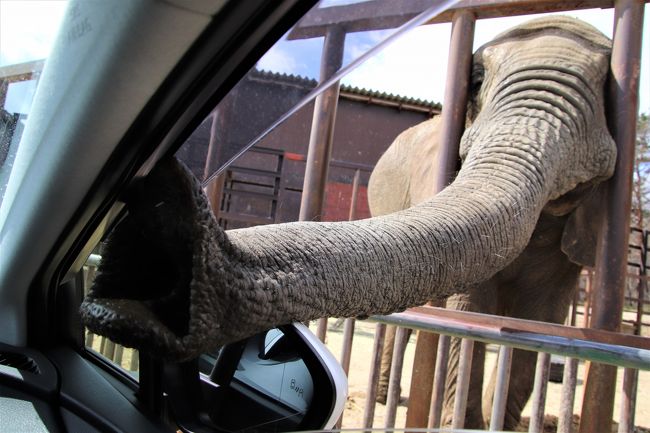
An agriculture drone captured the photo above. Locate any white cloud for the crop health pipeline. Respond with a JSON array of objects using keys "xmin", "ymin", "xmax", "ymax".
[
  {"xmin": 342, "ymin": 24, "xmax": 451, "ymax": 103},
  {"xmin": 341, "ymin": 7, "xmax": 649, "ymax": 113},
  {"xmin": 257, "ymin": 48, "xmax": 301, "ymax": 75}
]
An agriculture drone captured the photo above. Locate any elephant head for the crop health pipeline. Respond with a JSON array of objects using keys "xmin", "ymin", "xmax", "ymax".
[{"xmin": 81, "ymin": 16, "xmax": 615, "ymax": 361}]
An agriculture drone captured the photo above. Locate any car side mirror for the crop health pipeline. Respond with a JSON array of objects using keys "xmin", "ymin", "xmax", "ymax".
[{"xmin": 162, "ymin": 323, "xmax": 347, "ymax": 432}]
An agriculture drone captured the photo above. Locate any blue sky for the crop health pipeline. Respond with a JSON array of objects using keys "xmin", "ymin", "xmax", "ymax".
[
  {"xmin": 257, "ymin": 5, "xmax": 649, "ymax": 114},
  {"xmin": 1, "ymin": 1, "xmax": 648, "ymax": 113}
]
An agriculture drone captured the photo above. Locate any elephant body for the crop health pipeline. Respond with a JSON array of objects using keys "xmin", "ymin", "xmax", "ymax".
[{"xmin": 82, "ymin": 17, "xmax": 615, "ymax": 431}]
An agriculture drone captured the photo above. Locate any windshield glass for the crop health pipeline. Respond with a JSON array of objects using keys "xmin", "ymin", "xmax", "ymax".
[{"xmin": 0, "ymin": 0, "xmax": 68, "ymax": 207}]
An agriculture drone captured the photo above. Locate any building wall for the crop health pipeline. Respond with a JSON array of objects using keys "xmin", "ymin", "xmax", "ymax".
[{"xmin": 176, "ymin": 71, "xmax": 438, "ymax": 226}]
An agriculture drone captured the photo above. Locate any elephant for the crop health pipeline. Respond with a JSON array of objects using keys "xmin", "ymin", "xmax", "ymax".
[
  {"xmin": 369, "ymin": 113, "xmax": 604, "ymax": 427},
  {"xmin": 80, "ymin": 16, "xmax": 615, "ymax": 428}
]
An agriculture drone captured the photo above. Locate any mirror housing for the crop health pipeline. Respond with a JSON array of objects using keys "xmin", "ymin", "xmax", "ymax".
[{"xmin": 163, "ymin": 323, "xmax": 347, "ymax": 432}]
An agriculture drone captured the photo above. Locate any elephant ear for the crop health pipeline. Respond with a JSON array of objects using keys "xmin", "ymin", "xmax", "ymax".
[{"xmin": 560, "ymin": 183, "xmax": 606, "ymax": 267}]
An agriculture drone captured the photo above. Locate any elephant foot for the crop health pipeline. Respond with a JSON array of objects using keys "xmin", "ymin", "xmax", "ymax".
[
  {"xmin": 376, "ymin": 384, "xmax": 387, "ymax": 405},
  {"xmin": 375, "ymin": 384, "xmax": 404, "ymax": 405}
]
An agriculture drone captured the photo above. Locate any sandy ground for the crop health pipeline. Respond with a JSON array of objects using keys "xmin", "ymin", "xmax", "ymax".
[{"xmin": 313, "ymin": 317, "xmax": 650, "ymax": 432}]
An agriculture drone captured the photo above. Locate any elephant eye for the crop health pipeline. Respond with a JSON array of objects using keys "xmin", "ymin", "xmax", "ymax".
[
  {"xmin": 471, "ymin": 62, "xmax": 485, "ymax": 93},
  {"xmin": 467, "ymin": 62, "xmax": 485, "ymax": 122}
]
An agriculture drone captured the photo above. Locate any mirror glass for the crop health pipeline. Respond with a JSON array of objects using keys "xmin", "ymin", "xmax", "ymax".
[
  {"xmin": 200, "ymin": 324, "xmax": 342, "ymax": 432},
  {"xmin": 234, "ymin": 328, "xmax": 314, "ymax": 415}
]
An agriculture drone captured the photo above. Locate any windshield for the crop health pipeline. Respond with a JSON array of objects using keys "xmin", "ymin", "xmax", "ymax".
[{"xmin": 0, "ymin": 0, "xmax": 68, "ymax": 207}]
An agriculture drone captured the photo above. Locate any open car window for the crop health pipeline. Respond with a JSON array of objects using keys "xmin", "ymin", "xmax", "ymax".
[{"xmin": 83, "ymin": 0, "xmax": 456, "ymax": 374}]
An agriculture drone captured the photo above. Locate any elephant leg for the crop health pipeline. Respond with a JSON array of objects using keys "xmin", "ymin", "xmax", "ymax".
[
  {"xmin": 440, "ymin": 281, "xmax": 498, "ymax": 429},
  {"xmin": 482, "ymin": 347, "xmax": 537, "ymax": 429},
  {"xmin": 377, "ymin": 325, "xmax": 413, "ymax": 404},
  {"xmin": 483, "ymin": 220, "xmax": 582, "ymax": 430}
]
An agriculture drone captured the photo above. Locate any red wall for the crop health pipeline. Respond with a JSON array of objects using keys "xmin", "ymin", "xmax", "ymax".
[{"xmin": 322, "ymin": 182, "xmax": 371, "ymax": 222}]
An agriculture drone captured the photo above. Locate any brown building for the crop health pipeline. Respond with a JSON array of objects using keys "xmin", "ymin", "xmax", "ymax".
[{"xmin": 177, "ymin": 69, "xmax": 440, "ymax": 228}]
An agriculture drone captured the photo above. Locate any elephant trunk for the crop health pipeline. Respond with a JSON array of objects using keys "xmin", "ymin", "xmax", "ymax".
[{"xmin": 82, "ymin": 104, "xmax": 565, "ymax": 360}]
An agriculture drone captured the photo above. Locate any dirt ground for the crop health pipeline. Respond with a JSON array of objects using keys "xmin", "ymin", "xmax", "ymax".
[{"xmin": 313, "ymin": 317, "xmax": 650, "ymax": 432}]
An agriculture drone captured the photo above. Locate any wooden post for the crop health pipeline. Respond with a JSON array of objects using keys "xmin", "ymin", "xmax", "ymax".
[
  {"xmin": 335, "ymin": 170, "xmax": 361, "ymax": 429},
  {"xmin": 580, "ymin": 1, "xmax": 644, "ymax": 432},
  {"xmin": 427, "ymin": 334, "xmax": 450, "ymax": 429},
  {"xmin": 406, "ymin": 10, "xmax": 476, "ymax": 427},
  {"xmin": 297, "ymin": 26, "xmax": 346, "ymax": 342}
]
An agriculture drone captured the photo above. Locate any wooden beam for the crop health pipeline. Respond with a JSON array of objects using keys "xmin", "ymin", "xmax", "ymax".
[{"xmin": 289, "ymin": 0, "xmax": 619, "ymax": 39}]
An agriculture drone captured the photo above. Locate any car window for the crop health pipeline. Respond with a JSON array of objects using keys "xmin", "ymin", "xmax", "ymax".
[
  {"xmin": 83, "ymin": 0, "xmax": 456, "ymax": 381},
  {"xmin": 0, "ymin": 0, "xmax": 68, "ymax": 209}
]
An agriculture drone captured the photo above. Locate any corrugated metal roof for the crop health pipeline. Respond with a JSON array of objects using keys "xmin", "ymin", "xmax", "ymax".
[{"xmin": 250, "ymin": 69, "xmax": 442, "ymax": 112}]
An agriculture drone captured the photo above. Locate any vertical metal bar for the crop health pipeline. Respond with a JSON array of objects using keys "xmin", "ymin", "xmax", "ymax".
[
  {"xmin": 580, "ymin": 2, "xmax": 644, "ymax": 432},
  {"xmin": 489, "ymin": 345, "xmax": 513, "ymax": 431},
  {"xmin": 529, "ymin": 352, "xmax": 551, "ymax": 433},
  {"xmin": 618, "ymin": 368, "xmax": 638, "ymax": 433},
  {"xmin": 300, "ymin": 26, "xmax": 345, "ymax": 342},
  {"xmin": 557, "ymin": 357, "xmax": 579, "ymax": 433},
  {"xmin": 348, "ymin": 169, "xmax": 361, "ymax": 221},
  {"xmin": 340, "ymin": 319, "xmax": 356, "ymax": 375},
  {"xmin": 363, "ymin": 323, "xmax": 387, "ymax": 430},
  {"xmin": 451, "ymin": 338, "xmax": 474, "ymax": 429},
  {"xmin": 203, "ymin": 89, "xmax": 237, "ymax": 217},
  {"xmin": 316, "ymin": 318, "xmax": 328, "ymax": 342},
  {"xmin": 428, "ymin": 334, "xmax": 450, "ymax": 429},
  {"xmin": 335, "ymin": 317, "xmax": 356, "ymax": 429},
  {"xmin": 385, "ymin": 327, "xmax": 409, "ymax": 429},
  {"xmin": 408, "ymin": 12, "xmax": 475, "ymax": 426}
]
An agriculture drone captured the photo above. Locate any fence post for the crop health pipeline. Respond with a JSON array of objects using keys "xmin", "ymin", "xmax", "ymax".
[
  {"xmin": 363, "ymin": 323, "xmax": 387, "ymax": 429},
  {"xmin": 451, "ymin": 338, "xmax": 474, "ymax": 429},
  {"xmin": 619, "ymin": 368, "xmax": 638, "ymax": 433},
  {"xmin": 385, "ymin": 327, "xmax": 410, "ymax": 429},
  {"xmin": 297, "ymin": 25, "xmax": 346, "ymax": 342},
  {"xmin": 489, "ymin": 345, "xmax": 513, "ymax": 431},
  {"xmin": 580, "ymin": 1, "xmax": 644, "ymax": 432},
  {"xmin": 557, "ymin": 357, "xmax": 579, "ymax": 433},
  {"xmin": 407, "ymin": 10, "xmax": 476, "ymax": 427},
  {"xmin": 427, "ymin": 334, "xmax": 450, "ymax": 429},
  {"xmin": 528, "ymin": 352, "xmax": 551, "ymax": 433}
]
